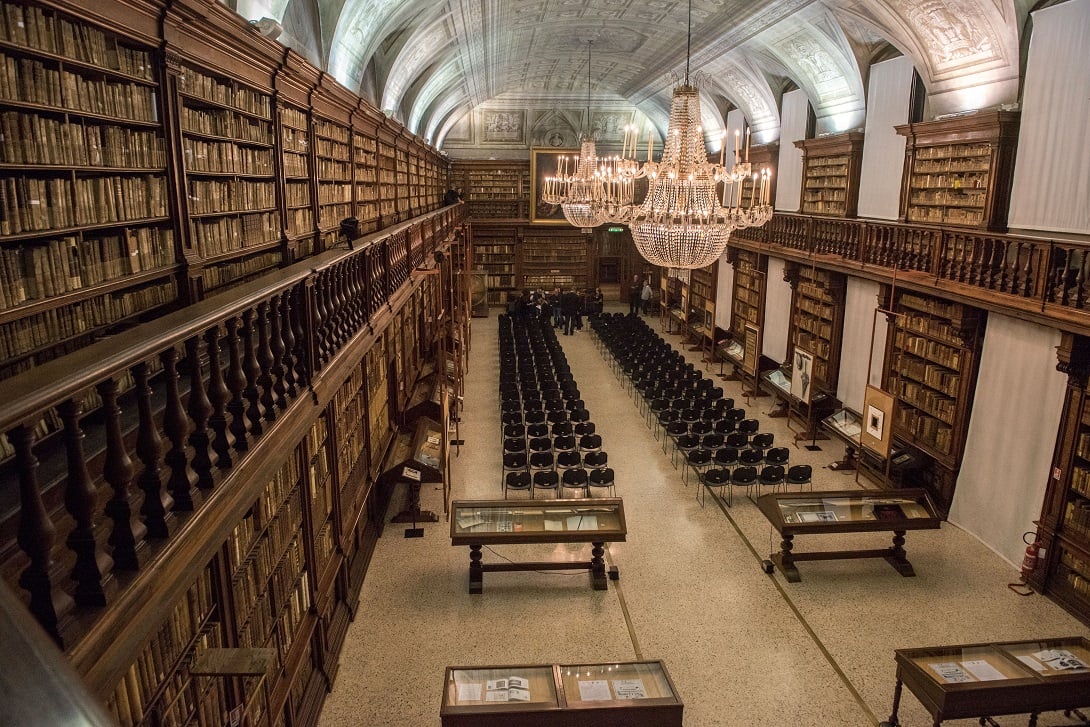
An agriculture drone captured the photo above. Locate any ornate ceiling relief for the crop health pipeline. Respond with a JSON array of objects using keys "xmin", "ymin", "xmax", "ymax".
[
  {"xmin": 382, "ymin": 20, "xmax": 454, "ymax": 119},
  {"xmin": 902, "ymin": 0, "xmax": 997, "ymax": 70}
]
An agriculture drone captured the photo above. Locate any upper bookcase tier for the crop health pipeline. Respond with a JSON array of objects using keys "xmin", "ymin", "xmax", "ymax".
[
  {"xmin": 794, "ymin": 132, "xmax": 864, "ymax": 218},
  {"xmin": 895, "ymin": 110, "xmax": 1020, "ymax": 231}
]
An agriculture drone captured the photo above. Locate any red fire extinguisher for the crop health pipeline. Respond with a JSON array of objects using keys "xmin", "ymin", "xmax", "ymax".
[{"xmin": 1009, "ymin": 531, "xmax": 1042, "ymax": 596}]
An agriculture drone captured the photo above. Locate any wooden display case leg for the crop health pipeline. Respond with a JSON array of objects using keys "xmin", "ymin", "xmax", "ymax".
[
  {"xmin": 877, "ymin": 677, "xmax": 903, "ymax": 727},
  {"xmin": 883, "ymin": 531, "xmax": 917, "ymax": 577},
  {"xmin": 591, "ymin": 542, "xmax": 608, "ymax": 591},
  {"xmin": 772, "ymin": 533, "xmax": 801, "ymax": 583},
  {"xmin": 469, "ymin": 544, "xmax": 483, "ymax": 594},
  {"xmin": 829, "ymin": 444, "xmax": 857, "ymax": 472}
]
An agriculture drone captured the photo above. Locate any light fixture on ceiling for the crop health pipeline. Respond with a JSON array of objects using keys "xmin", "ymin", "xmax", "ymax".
[
  {"xmin": 613, "ymin": 0, "xmax": 772, "ymax": 269},
  {"xmin": 540, "ymin": 41, "xmax": 632, "ymax": 228}
]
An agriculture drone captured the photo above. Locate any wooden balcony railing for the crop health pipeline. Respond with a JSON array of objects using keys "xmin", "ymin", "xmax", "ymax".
[
  {"xmin": 0, "ymin": 204, "xmax": 464, "ymax": 691},
  {"xmin": 734, "ymin": 213, "xmax": 1089, "ymax": 332}
]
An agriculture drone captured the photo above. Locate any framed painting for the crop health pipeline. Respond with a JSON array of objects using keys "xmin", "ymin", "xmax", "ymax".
[
  {"xmin": 791, "ymin": 347, "xmax": 814, "ymax": 404},
  {"xmin": 861, "ymin": 384, "xmax": 895, "ymax": 459},
  {"xmin": 743, "ymin": 323, "xmax": 761, "ymax": 376},
  {"xmin": 530, "ymin": 147, "xmax": 578, "ymax": 225}
]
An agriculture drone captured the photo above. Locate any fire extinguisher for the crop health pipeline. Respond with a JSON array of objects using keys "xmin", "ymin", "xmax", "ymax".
[{"xmin": 1009, "ymin": 531, "xmax": 1042, "ymax": 596}]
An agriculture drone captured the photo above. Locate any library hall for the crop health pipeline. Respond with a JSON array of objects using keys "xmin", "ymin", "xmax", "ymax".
[{"xmin": 2, "ymin": 0, "xmax": 1090, "ymax": 726}]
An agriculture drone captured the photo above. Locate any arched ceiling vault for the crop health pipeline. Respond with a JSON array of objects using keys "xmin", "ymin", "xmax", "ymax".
[{"xmin": 233, "ymin": 0, "xmax": 1029, "ymax": 149}]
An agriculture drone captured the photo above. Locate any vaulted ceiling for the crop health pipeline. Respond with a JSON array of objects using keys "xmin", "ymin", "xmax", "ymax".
[{"xmin": 231, "ymin": 0, "xmax": 1040, "ymax": 148}]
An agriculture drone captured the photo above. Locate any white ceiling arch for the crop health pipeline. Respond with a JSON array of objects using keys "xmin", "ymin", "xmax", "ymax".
[{"xmin": 238, "ymin": 0, "xmax": 1035, "ymax": 149}]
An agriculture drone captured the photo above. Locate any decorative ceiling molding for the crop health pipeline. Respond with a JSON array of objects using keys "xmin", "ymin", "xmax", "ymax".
[{"xmin": 382, "ymin": 14, "xmax": 455, "ymax": 116}]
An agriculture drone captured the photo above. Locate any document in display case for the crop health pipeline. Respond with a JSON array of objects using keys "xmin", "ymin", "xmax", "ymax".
[
  {"xmin": 450, "ymin": 499, "xmax": 627, "ymax": 593},
  {"xmin": 441, "ymin": 661, "xmax": 682, "ymax": 727},
  {"xmin": 880, "ymin": 637, "xmax": 1090, "ymax": 726},
  {"xmin": 755, "ymin": 489, "xmax": 941, "ymax": 582}
]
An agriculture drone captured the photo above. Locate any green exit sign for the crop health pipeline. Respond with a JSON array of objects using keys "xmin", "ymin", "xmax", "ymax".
[{"xmin": 607, "ymin": 226, "xmax": 624, "ymax": 233}]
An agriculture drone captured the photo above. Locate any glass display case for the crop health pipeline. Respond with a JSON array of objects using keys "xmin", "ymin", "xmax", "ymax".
[
  {"xmin": 755, "ymin": 489, "xmax": 941, "ymax": 582},
  {"xmin": 441, "ymin": 661, "xmax": 682, "ymax": 727},
  {"xmin": 880, "ymin": 637, "xmax": 1090, "ymax": 726},
  {"xmin": 450, "ymin": 499, "xmax": 627, "ymax": 593}
]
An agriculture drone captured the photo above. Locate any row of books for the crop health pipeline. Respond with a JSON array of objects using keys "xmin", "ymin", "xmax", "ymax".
[
  {"xmin": 313, "ymin": 121, "xmax": 349, "ymax": 144},
  {"xmin": 232, "ymin": 502, "xmax": 305, "ymax": 626},
  {"xmin": 0, "ymin": 279, "xmax": 176, "ymax": 360},
  {"xmin": 203, "ymin": 250, "xmax": 281, "ymax": 292},
  {"xmin": 65, "ymin": 71, "xmax": 159, "ymax": 123},
  {"xmin": 108, "ymin": 573, "xmax": 216, "ymax": 727},
  {"xmin": 0, "ymin": 53, "xmax": 61, "ymax": 106},
  {"xmin": 181, "ymin": 106, "xmax": 271, "ymax": 146},
  {"xmin": 281, "ymin": 106, "xmax": 307, "ymax": 130},
  {"xmin": 318, "ymin": 203, "xmax": 350, "ymax": 229},
  {"xmin": 182, "ymin": 139, "xmax": 274, "ymax": 175},
  {"xmin": 895, "ymin": 329, "xmax": 962, "ymax": 368},
  {"xmin": 1060, "ymin": 548, "xmax": 1090, "ymax": 600},
  {"xmin": 187, "ymin": 178, "xmax": 276, "ymax": 215},
  {"xmin": 283, "ymin": 151, "xmax": 309, "ymax": 178},
  {"xmin": 1070, "ymin": 464, "xmax": 1090, "ymax": 499},
  {"xmin": 896, "ymin": 405, "xmax": 953, "ymax": 455},
  {"xmin": 189, "ymin": 211, "xmax": 280, "ymax": 258},
  {"xmin": 281, "ymin": 125, "xmax": 308, "ymax": 153},
  {"xmin": 237, "ymin": 545, "xmax": 310, "ymax": 655},
  {"xmin": 0, "ymin": 173, "xmax": 161, "ymax": 234},
  {"xmin": 896, "ymin": 354, "xmax": 961, "ymax": 397},
  {"xmin": 286, "ymin": 208, "xmax": 314, "ymax": 235},
  {"xmin": 318, "ymin": 182, "xmax": 352, "ymax": 205},
  {"xmin": 1064, "ymin": 499, "xmax": 1090, "ymax": 538},
  {"xmin": 897, "ymin": 378, "xmax": 956, "ymax": 424},
  {"xmin": 284, "ymin": 181, "xmax": 311, "ymax": 208},
  {"xmin": 315, "ymin": 137, "xmax": 349, "ymax": 159},
  {"xmin": 0, "ymin": 227, "xmax": 174, "ymax": 309},
  {"xmin": 0, "ymin": 112, "xmax": 165, "ymax": 168},
  {"xmin": 312, "ymin": 519, "xmax": 336, "ymax": 577},
  {"xmin": 317, "ymin": 157, "xmax": 351, "ymax": 180},
  {"xmin": 178, "ymin": 68, "xmax": 270, "ymax": 119},
  {"xmin": 0, "ymin": 4, "xmax": 155, "ymax": 81}
]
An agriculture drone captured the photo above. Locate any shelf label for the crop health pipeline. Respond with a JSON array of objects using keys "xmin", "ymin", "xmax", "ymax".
[{"xmin": 403, "ymin": 466, "xmax": 421, "ymax": 481}]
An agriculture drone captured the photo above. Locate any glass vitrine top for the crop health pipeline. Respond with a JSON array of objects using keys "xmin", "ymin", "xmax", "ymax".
[
  {"xmin": 444, "ymin": 666, "xmax": 557, "ymax": 707},
  {"xmin": 823, "ymin": 409, "xmax": 862, "ymax": 444},
  {"xmin": 775, "ymin": 493, "xmax": 933, "ymax": 525},
  {"xmin": 899, "ymin": 638, "xmax": 1090, "ymax": 686},
  {"xmin": 450, "ymin": 499, "xmax": 625, "ymax": 537},
  {"xmin": 763, "ymin": 368, "xmax": 791, "ymax": 395},
  {"xmin": 559, "ymin": 661, "xmax": 678, "ymax": 704}
]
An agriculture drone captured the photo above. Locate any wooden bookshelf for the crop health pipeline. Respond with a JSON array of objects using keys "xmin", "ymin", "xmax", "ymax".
[
  {"xmin": 175, "ymin": 63, "xmax": 281, "ymax": 288},
  {"xmin": 0, "ymin": 1, "xmax": 179, "ymax": 380},
  {"xmin": 729, "ymin": 249, "xmax": 764, "ymax": 343},
  {"xmin": 683, "ymin": 264, "xmax": 716, "ymax": 359},
  {"xmin": 788, "ymin": 264, "xmax": 845, "ymax": 392},
  {"xmin": 376, "ymin": 129, "xmax": 398, "ymax": 226},
  {"xmin": 312, "ymin": 114, "xmax": 352, "ymax": 249},
  {"xmin": 1030, "ymin": 334, "xmax": 1090, "ymax": 627},
  {"xmin": 471, "ymin": 230, "xmax": 517, "ymax": 306},
  {"xmin": 794, "ymin": 132, "xmax": 864, "ymax": 218},
  {"xmin": 452, "ymin": 160, "xmax": 530, "ymax": 220},
  {"xmin": 279, "ymin": 102, "xmax": 314, "ymax": 253},
  {"xmin": 896, "ymin": 110, "xmax": 1019, "ymax": 231},
  {"xmin": 520, "ymin": 233, "xmax": 587, "ymax": 292},
  {"xmin": 882, "ymin": 289, "xmax": 984, "ymax": 509}
]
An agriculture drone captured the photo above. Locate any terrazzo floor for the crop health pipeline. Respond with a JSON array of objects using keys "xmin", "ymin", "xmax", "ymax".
[{"xmin": 317, "ymin": 305, "xmax": 1090, "ymax": 727}]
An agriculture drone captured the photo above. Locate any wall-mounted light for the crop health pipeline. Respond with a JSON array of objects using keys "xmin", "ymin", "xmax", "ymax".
[{"xmin": 249, "ymin": 17, "xmax": 283, "ymax": 40}]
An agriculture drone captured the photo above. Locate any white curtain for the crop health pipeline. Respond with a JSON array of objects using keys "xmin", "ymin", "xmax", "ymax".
[
  {"xmin": 762, "ymin": 257, "xmax": 791, "ymax": 362},
  {"xmin": 857, "ymin": 56, "xmax": 914, "ymax": 220},
  {"xmin": 1007, "ymin": 0, "xmax": 1090, "ymax": 234},
  {"xmin": 775, "ymin": 89, "xmax": 809, "ymax": 212},
  {"xmin": 716, "ymin": 252, "xmax": 735, "ymax": 331},
  {"xmin": 950, "ymin": 315, "xmax": 1067, "ymax": 568},
  {"xmin": 836, "ymin": 278, "xmax": 885, "ymax": 412}
]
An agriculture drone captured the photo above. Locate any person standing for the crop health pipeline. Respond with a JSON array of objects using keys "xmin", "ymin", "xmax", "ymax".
[
  {"xmin": 562, "ymin": 289, "xmax": 579, "ymax": 335},
  {"xmin": 641, "ymin": 279, "xmax": 653, "ymax": 315},
  {"xmin": 628, "ymin": 274, "xmax": 642, "ymax": 315}
]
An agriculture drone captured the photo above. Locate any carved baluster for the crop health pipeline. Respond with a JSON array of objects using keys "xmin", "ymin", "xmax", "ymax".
[
  {"xmin": 1023, "ymin": 243, "xmax": 1035, "ymax": 299},
  {"xmin": 1000, "ymin": 241, "xmax": 1015, "ymax": 294},
  {"xmin": 1058, "ymin": 250, "xmax": 1073, "ymax": 306},
  {"xmin": 242, "ymin": 308, "xmax": 264, "ymax": 437},
  {"xmin": 279, "ymin": 293, "xmax": 298, "ymax": 399},
  {"xmin": 59, "ymin": 400, "xmax": 110, "ymax": 606},
  {"xmin": 967, "ymin": 237, "xmax": 980, "ymax": 285},
  {"xmin": 12, "ymin": 425, "xmax": 64, "ymax": 646},
  {"xmin": 1077, "ymin": 252, "xmax": 1089, "ymax": 309},
  {"xmin": 98, "ymin": 376, "xmax": 144, "ymax": 570},
  {"xmin": 326, "ymin": 266, "xmax": 343, "ymax": 349},
  {"xmin": 205, "ymin": 326, "xmax": 232, "ymax": 468},
  {"xmin": 255, "ymin": 301, "xmax": 278, "ymax": 421},
  {"xmin": 347, "ymin": 257, "xmax": 364, "ymax": 331},
  {"xmin": 185, "ymin": 335, "xmax": 215, "ymax": 489},
  {"xmin": 986, "ymin": 239, "xmax": 1002, "ymax": 290},
  {"xmin": 225, "ymin": 316, "xmax": 251, "ymax": 452},
  {"xmin": 291, "ymin": 286, "xmax": 309, "ymax": 386},
  {"xmin": 335, "ymin": 264, "xmax": 350, "ymax": 345},
  {"xmin": 269, "ymin": 294, "xmax": 288, "ymax": 409},
  {"xmin": 160, "ymin": 347, "xmax": 195, "ymax": 510},
  {"xmin": 312, "ymin": 274, "xmax": 330, "ymax": 364},
  {"xmin": 133, "ymin": 363, "xmax": 171, "ymax": 538}
]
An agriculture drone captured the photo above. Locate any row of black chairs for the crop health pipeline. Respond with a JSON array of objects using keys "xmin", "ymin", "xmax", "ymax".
[
  {"xmin": 498, "ymin": 314, "xmax": 615, "ymax": 498},
  {"xmin": 590, "ymin": 313, "xmax": 811, "ymax": 506}
]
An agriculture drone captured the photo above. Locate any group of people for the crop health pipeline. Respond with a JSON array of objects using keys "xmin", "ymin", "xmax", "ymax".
[
  {"xmin": 629, "ymin": 274, "xmax": 654, "ymax": 316},
  {"xmin": 507, "ymin": 287, "xmax": 605, "ymax": 335}
]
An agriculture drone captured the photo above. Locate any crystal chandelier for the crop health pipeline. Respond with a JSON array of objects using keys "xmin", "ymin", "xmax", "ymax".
[
  {"xmin": 540, "ymin": 42, "xmax": 633, "ymax": 228},
  {"xmin": 615, "ymin": 0, "xmax": 773, "ymax": 269}
]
